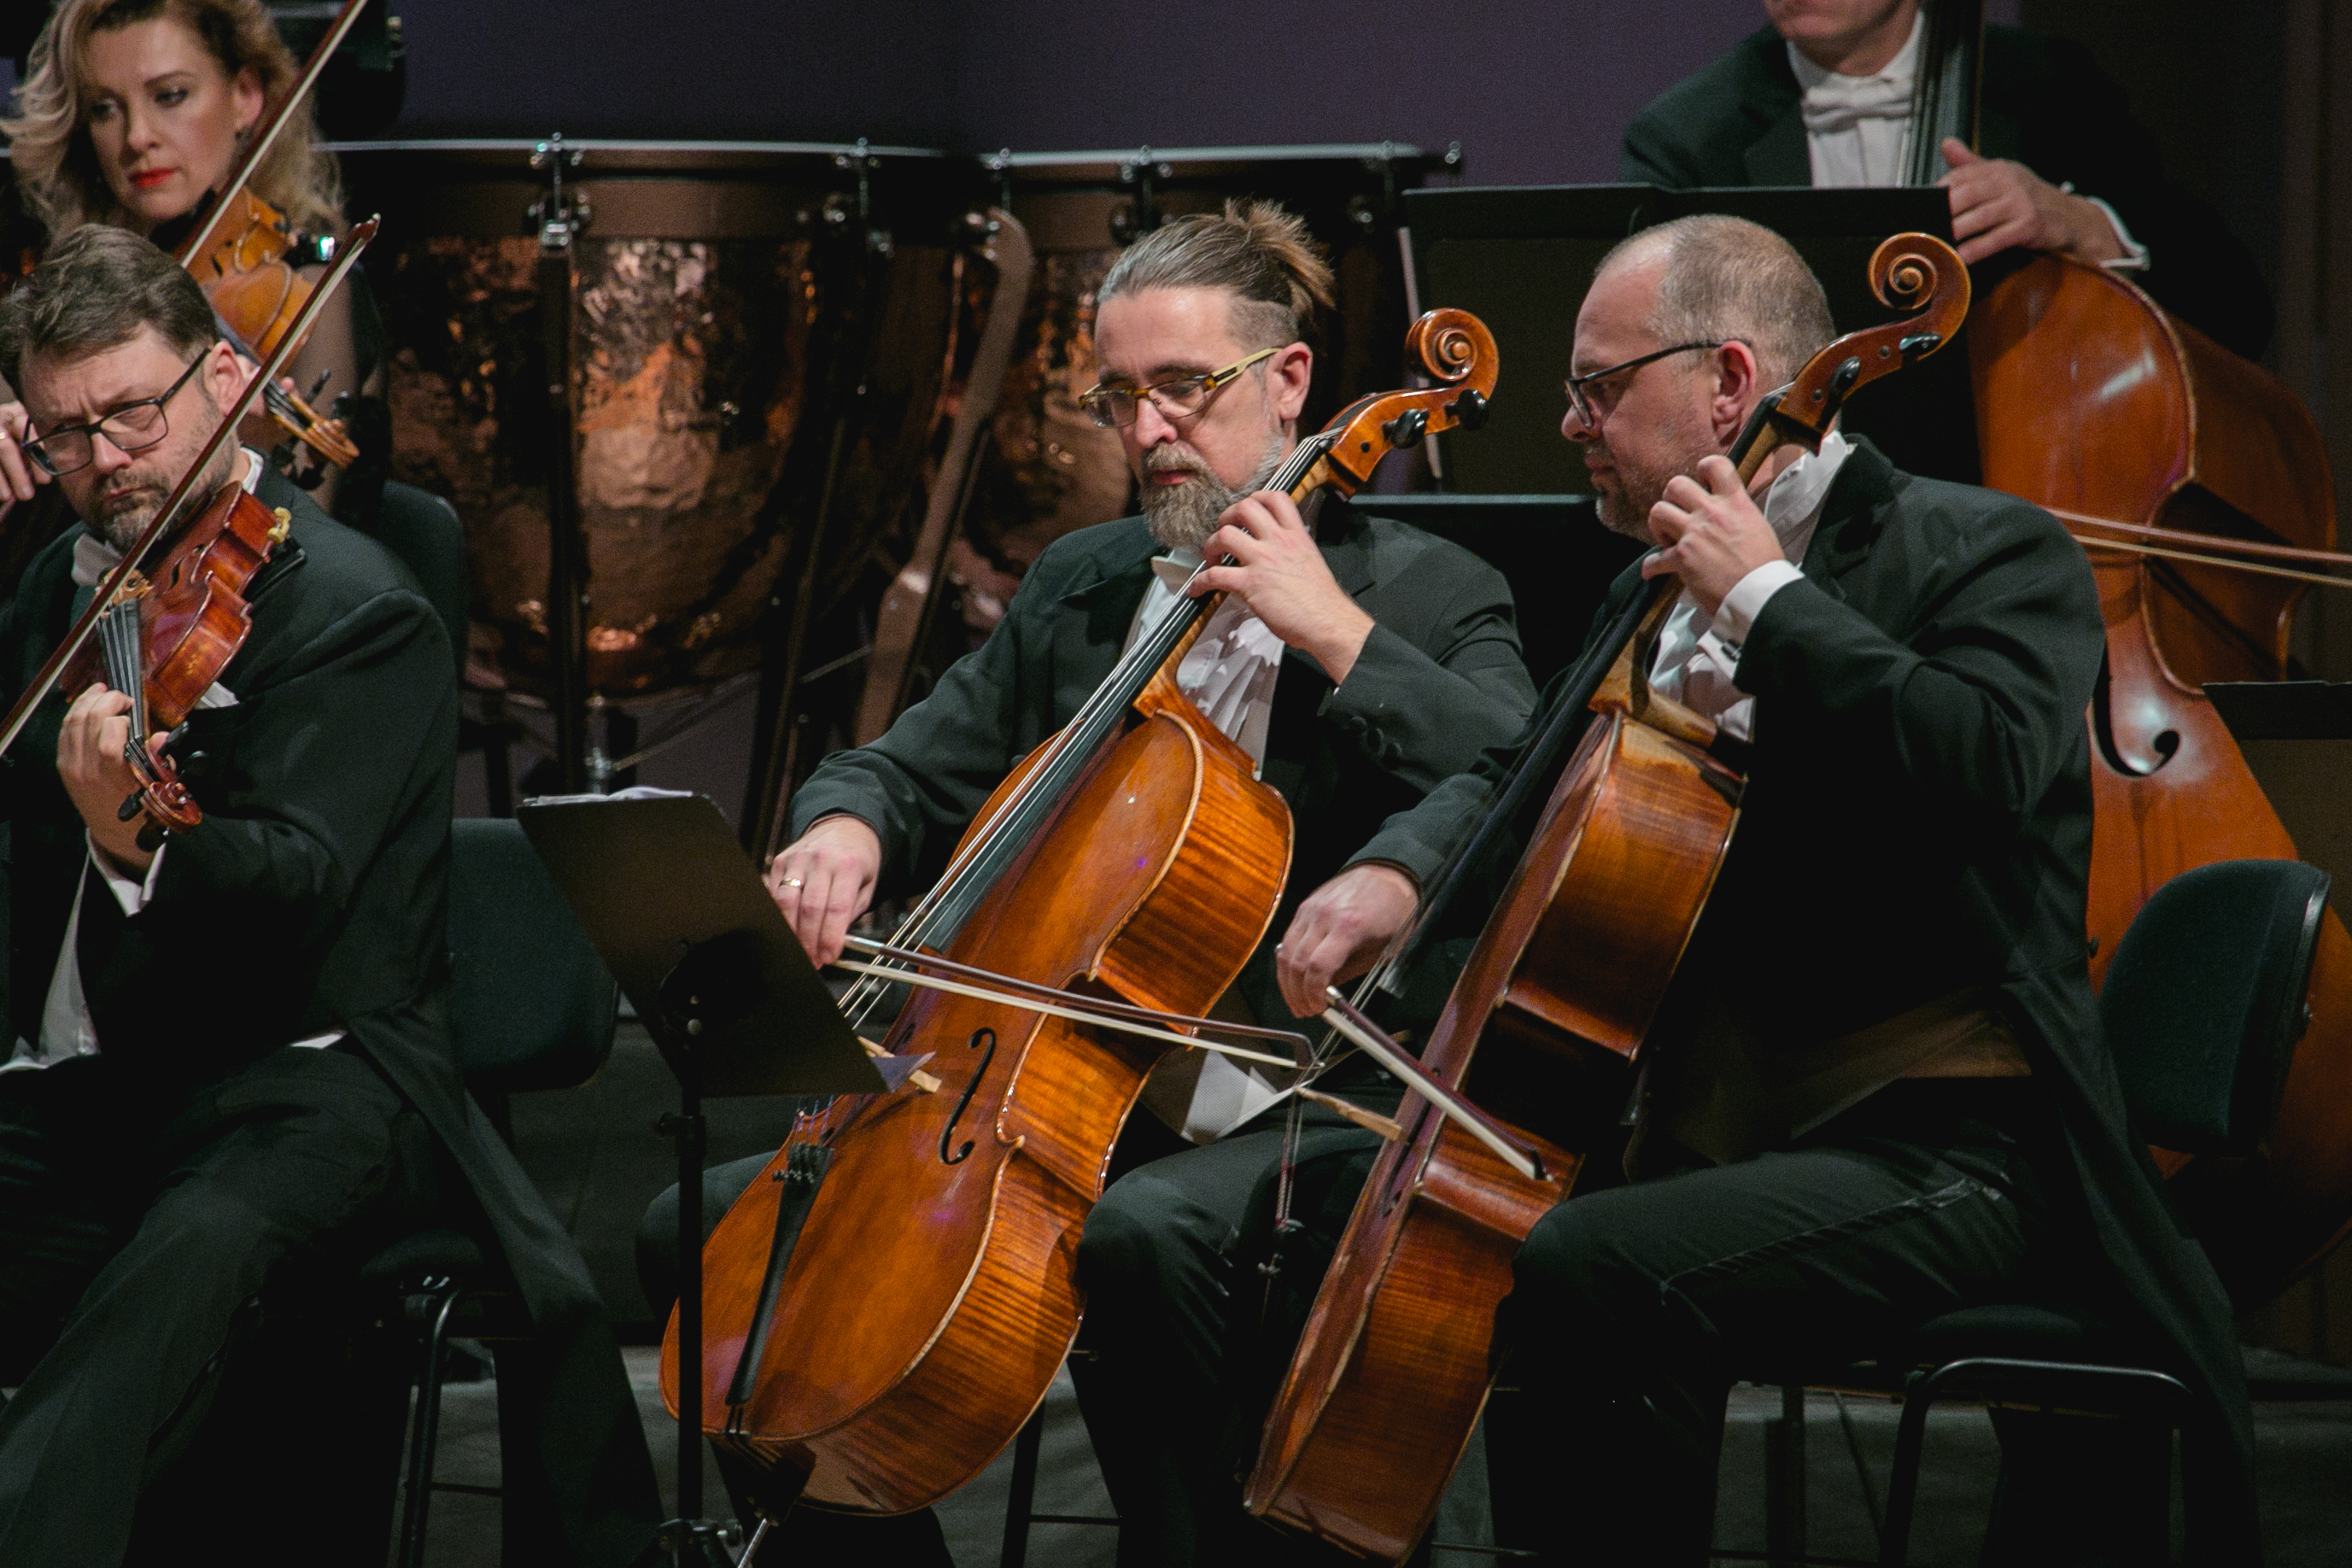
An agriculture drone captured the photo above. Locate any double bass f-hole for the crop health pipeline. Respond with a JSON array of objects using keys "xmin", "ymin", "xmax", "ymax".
[
  {"xmin": 2091, "ymin": 651, "xmax": 2179, "ymax": 779},
  {"xmin": 939, "ymin": 1027, "xmax": 998, "ymax": 1166}
]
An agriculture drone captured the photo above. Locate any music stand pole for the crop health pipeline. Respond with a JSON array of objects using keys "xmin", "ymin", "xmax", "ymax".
[
  {"xmin": 658, "ymin": 1018, "xmax": 719, "ymax": 1565},
  {"xmin": 513, "ymin": 792, "xmax": 888, "ymax": 1567}
]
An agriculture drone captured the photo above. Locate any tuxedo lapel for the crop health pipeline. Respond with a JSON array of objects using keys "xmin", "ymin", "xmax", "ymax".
[
  {"xmin": 1744, "ymin": 104, "xmax": 1811, "ymax": 185},
  {"xmin": 1799, "ymin": 437, "xmax": 1899, "ymax": 597}
]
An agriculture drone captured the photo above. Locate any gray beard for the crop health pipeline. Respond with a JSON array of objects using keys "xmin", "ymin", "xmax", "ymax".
[
  {"xmin": 94, "ymin": 446, "xmax": 238, "ymax": 554},
  {"xmin": 1140, "ymin": 437, "xmax": 1286, "ymax": 551}
]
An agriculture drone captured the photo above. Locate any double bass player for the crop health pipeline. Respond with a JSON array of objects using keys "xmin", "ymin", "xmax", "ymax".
[{"xmin": 1289, "ymin": 214, "xmax": 2255, "ymax": 1563}]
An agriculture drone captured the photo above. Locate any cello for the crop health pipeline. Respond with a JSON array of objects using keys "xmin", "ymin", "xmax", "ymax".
[
  {"xmin": 1245, "ymin": 236, "xmax": 1971, "ymax": 1562},
  {"xmin": 662, "ymin": 310, "xmax": 1501, "ymax": 1520},
  {"xmin": 1969, "ymin": 252, "xmax": 2352, "ymax": 1302}
]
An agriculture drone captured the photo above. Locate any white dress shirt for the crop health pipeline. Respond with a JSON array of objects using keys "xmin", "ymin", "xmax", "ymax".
[
  {"xmin": 1128, "ymin": 547, "xmax": 1284, "ymax": 773},
  {"xmin": 1647, "ymin": 431, "xmax": 1855, "ymax": 743},
  {"xmin": 1787, "ymin": 15, "xmax": 2148, "ymax": 272},
  {"xmin": 1124, "ymin": 540, "xmax": 1301, "ymax": 1140},
  {"xmin": 6, "ymin": 452, "xmax": 342, "ymax": 1071}
]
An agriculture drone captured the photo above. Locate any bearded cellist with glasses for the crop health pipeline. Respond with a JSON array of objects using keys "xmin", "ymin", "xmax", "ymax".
[{"xmin": 635, "ymin": 200, "xmax": 1537, "ymax": 1562}]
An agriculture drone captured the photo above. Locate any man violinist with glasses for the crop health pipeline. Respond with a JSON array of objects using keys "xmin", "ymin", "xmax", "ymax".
[
  {"xmin": 0, "ymin": 225, "xmax": 660, "ymax": 1567},
  {"xmin": 637, "ymin": 201, "xmax": 1537, "ymax": 1562}
]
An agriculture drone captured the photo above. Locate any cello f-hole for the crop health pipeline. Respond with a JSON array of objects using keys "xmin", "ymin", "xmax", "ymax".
[{"xmin": 939, "ymin": 1027, "xmax": 998, "ymax": 1167}]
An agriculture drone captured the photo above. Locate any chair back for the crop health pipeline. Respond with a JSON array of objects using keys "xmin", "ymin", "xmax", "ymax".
[
  {"xmin": 448, "ymin": 817, "xmax": 618, "ymax": 1093},
  {"xmin": 2101, "ymin": 857, "xmax": 2329, "ymax": 1154},
  {"xmin": 375, "ymin": 481, "xmax": 468, "ymax": 682}
]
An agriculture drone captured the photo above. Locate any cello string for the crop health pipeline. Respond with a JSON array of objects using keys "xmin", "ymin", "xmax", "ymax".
[
  {"xmin": 828, "ymin": 958, "xmax": 1296, "ymax": 1068},
  {"xmin": 837, "ymin": 429, "xmax": 1339, "ymax": 1025},
  {"xmin": 840, "ymin": 933, "xmax": 1313, "ymax": 1046}
]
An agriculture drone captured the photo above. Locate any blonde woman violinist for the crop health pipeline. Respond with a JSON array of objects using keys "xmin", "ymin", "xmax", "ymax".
[{"xmin": 0, "ymin": 0, "xmax": 385, "ymax": 524}]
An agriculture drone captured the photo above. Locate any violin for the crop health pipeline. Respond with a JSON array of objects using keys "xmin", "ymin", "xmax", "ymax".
[
  {"xmin": 1244, "ymin": 238, "xmax": 1970, "ymax": 1561},
  {"xmin": 0, "ymin": 219, "xmax": 381, "ymax": 838},
  {"xmin": 171, "ymin": 0, "xmax": 377, "ymax": 480},
  {"xmin": 662, "ymin": 310, "xmax": 1501, "ymax": 1525},
  {"xmin": 59, "ymin": 483, "xmax": 294, "ymax": 847}
]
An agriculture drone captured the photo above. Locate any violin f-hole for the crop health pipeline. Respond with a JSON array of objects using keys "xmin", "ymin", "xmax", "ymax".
[{"xmin": 939, "ymin": 1027, "xmax": 998, "ymax": 1166}]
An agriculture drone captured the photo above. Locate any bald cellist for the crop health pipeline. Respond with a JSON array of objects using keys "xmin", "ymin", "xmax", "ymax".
[{"xmin": 1289, "ymin": 214, "xmax": 2255, "ymax": 1564}]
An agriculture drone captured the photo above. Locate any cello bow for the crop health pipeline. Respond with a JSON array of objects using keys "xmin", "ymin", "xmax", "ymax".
[{"xmin": 1248, "ymin": 235, "xmax": 1970, "ymax": 1563}]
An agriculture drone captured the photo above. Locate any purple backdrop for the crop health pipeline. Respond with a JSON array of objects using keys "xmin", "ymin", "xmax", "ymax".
[{"xmin": 377, "ymin": 0, "xmax": 1991, "ymax": 180}]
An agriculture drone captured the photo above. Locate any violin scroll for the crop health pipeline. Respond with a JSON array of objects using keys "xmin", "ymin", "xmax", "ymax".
[{"xmin": 123, "ymin": 746, "xmax": 202, "ymax": 848}]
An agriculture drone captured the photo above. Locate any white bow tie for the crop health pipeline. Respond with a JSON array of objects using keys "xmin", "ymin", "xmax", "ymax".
[
  {"xmin": 71, "ymin": 534, "xmax": 121, "ymax": 590},
  {"xmin": 1799, "ymin": 73, "xmax": 1915, "ymax": 136}
]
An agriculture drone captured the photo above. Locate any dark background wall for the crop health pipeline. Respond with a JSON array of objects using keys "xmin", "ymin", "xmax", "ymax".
[{"xmin": 379, "ymin": 0, "xmax": 2017, "ymax": 187}]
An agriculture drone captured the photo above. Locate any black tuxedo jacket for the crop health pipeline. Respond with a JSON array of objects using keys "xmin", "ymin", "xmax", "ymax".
[
  {"xmin": 1620, "ymin": 24, "xmax": 2273, "ymax": 362},
  {"xmin": 0, "ymin": 464, "xmax": 659, "ymax": 1565},
  {"xmin": 790, "ymin": 501, "xmax": 1539, "ymax": 1025},
  {"xmin": 1358, "ymin": 438, "xmax": 2254, "ymax": 1552}
]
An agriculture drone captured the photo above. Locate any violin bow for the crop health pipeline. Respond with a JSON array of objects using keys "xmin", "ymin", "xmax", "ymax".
[
  {"xmin": 172, "ymin": 0, "xmax": 373, "ymax": 266},
  {"xmin": 0, "ymin": 215, "xmax": 381, "ymax": 763}
]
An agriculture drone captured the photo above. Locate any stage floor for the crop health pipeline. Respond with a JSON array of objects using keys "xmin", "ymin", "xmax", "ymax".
[{"xmin": 380, "ymin": 1348, "xmax": 2352, "ymax": 1565}]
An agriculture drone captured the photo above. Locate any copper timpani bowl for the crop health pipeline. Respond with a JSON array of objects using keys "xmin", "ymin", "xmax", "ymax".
[{"xmin": 333, "ymin": 138, "xmax": 989, "ymax": 700}]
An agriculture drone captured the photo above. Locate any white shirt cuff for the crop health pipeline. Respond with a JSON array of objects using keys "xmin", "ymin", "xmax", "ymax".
[
  {"xmin": 2076, "ymin": 194, "xmax": 2150, "ymax": 273},
  {"xmin": 1711, "ymin": 561, "xmax": 1807, "ymax": 649},
  {"xmin": 90, "ymin": 836, "xmax": 164, "ymax": 916}
]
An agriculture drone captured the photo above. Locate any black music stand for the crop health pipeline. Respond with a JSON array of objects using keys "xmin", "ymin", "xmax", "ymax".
[
  {"xmin": 517, "ymin": 789, "xmax": 886, "ymax": 1567},
  {"xmin": 2209, "ymin": 681, "xmax": 2352, "ymax": 894}
]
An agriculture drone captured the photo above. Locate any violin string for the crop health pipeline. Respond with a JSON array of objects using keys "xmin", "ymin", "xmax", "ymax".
[{"xmin": 838, "ymin": 429, "xmax": 1338, "ymax": 1027}]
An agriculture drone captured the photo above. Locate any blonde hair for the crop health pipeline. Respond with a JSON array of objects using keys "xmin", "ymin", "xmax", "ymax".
[
  {"xmin": 1099, "ymin": 200, "xmax": 1337, "ymax": 352},
  {"xmin": 3, "ymin": 0, "xmax": 342, "ymax": 242}
]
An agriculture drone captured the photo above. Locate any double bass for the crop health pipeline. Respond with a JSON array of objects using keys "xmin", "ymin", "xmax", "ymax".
[
  {"xmin": 664, "ymin": 310, "xmax": 1502, "ymax": 1518},
  {"xmin": 1245, "ymin": 237, "xmax": 1971, "ymax": 1561},
  {"xmin": 1969, "ymin": 252, "xmax": 2352, "ymax": 1302}
]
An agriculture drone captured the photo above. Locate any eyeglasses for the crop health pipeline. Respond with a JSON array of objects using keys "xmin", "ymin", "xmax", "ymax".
[
  {"xmin": 25, "ymin": 354, "xmax": 209, "ymax": 477},
  {"xmin": 1078, "ymin": 346, "xmax": 1279, "ymax": 430},
  {"xmin": 1563, "ymin": 341, "xmax": 1729, "ymax": 428}
]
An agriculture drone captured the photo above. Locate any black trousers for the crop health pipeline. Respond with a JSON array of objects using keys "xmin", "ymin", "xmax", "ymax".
[
  {"xmin": 0, "ymin": 1045, "xmax": 418, "ymax": 1565},
  {"xmin": 1491, "ymin": 1079, "xmax": 2163, "ymax": 1566},
  {"xmin": 1068, "ymin": 1112, "xmax": 1385, "ymax": 1568}
]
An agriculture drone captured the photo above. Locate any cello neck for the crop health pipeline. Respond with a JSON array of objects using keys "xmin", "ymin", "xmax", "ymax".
[
  {"xmin": 1904, "ymin": 0, "xmax": 1986, "ymax": 185},
  {"xmin": 868, "ymin": 426, "xmax": 1343, "ymax": 964}
]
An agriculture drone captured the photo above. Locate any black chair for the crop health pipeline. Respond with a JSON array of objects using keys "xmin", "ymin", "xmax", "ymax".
[
  {"xmin": 1765, "ymin": 857, "xmax": 2329, "ymax": 1566},
  {"xmin": 372, "ymin": 478, "xmax": 524, "ymax": 815},
  {"xmin": 371, "ymin": 816, "xmax": 621, "ymax": 1567},
  {"xmin": 372, "ymin": 479, "xmax": 469, "ymax": 685}
]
